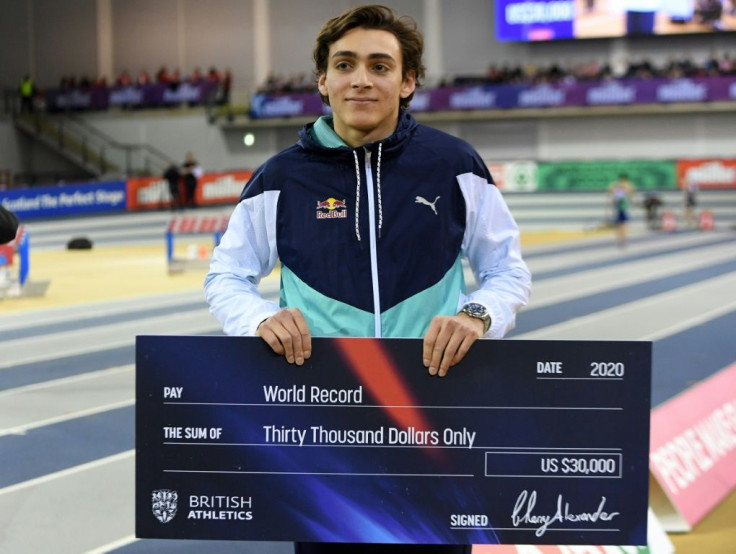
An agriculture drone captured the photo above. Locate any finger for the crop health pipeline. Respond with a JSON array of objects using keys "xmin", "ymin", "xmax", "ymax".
[
  {"xmin": 288, "ymin": 309, "xmax": 312, "ymax": 363},
  {"xmin": 274, "ymin": 310, "xmax": 304, "ymax": 365},
  {"xmin": 450, "ymin": 333, "xmax": 478, "ymax": 367},
  {"xmin": 422, "ymin": 319, "xmax": 441, "ymax": 369},
  {"xmin": 258, "ymin": 312, "xmax": 298, "ymax": 363},
  {"xmin": 268, "ymin": 309, "xmax": 313, "ymax": 365},
  {"xmin": 257, "ymin": 323, "xmax": 285, "ymax": 356},
  {"xmin": 269, "ymin": 318, "xmax": 297, "ymax": 363},
  {"xmin": 427, "ymin": 320, "xmax": 453, "ymax": 376},
  {"xmin": 437, "ymin": 332, "xmax": 465, "ymax": 377},
  {"xmin": 276, "ymin": 309, "xmax": 311, "ymax": 365}
]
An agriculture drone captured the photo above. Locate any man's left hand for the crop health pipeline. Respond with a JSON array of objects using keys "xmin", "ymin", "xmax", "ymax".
[{"xmin": 422, "ymin": 314, "xmax": 484, "ymax": 377}]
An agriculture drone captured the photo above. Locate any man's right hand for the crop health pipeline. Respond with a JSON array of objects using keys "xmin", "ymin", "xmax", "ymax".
[{"xmin": 256, "ymin": 308, "xmax": 312, "ymax": 366}]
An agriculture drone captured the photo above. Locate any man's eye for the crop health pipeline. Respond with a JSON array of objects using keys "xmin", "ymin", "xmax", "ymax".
[
  {"xmin": 373, "ymin": 64, "xmax": 387, "ymax": 72},
  {"xmin": 335, "ymin": 61, "xmax": 351, "ymax": 70}
]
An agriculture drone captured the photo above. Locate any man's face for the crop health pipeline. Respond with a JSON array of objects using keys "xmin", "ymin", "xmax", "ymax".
[{"xmin": 318, "ymin": 27, "xmax": 416, "ymax": 147}]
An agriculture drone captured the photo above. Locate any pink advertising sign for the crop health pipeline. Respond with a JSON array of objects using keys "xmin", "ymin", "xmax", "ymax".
[{"xmin": 648, "ymin": 362, "xmax": 736, "ymax": 531}]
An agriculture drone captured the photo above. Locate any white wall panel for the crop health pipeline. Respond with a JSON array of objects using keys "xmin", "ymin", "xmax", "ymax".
[
  {"xmin": 34, "ymin": 0, "xmax": 98, "ymax": 88},
  {"xmin": 111, "ymin": 0, "xmax": 179, "ymax": 80}
]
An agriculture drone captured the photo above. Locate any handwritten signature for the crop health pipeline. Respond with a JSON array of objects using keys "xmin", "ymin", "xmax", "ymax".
[{"xmin": 511, "ymin": 490, "xmax": 620, "ymax": 537}]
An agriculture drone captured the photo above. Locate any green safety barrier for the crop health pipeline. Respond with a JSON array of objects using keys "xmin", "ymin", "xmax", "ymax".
[{"xmin": 537, "ymin": 161, "xmax": 677, "ymax": 192}]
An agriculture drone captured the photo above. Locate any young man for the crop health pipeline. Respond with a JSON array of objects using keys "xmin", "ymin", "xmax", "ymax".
[{"xmin": 205, "ymin": 5, "xmax": 531, "ymax": 552}]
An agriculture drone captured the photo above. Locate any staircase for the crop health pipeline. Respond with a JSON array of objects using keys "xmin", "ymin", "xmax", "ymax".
[{"xmin": 13, "ymin": 112, "xmax": 175, "ymax": 180}]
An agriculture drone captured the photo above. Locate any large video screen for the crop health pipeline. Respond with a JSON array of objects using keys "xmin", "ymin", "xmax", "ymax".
[{"xmin": 495, "ymin": 0, "xmax": 736, "ymax": 41}]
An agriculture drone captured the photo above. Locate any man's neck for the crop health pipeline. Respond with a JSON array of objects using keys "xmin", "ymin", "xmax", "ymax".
[
  {"xmin": 340, "ymin": 129, "xmax": 389, "ymax": 148},
  {"xmin": 334, "ymin": 118, "xmax": 399, "ymax": 148}
]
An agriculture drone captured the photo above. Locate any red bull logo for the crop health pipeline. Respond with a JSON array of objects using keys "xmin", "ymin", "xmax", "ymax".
[{"xmin": 316, "ymin": 197, "xmax": 347, "ymax": 219}]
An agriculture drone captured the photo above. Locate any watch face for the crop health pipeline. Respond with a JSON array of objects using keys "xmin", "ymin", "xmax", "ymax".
[
  {"xmin": 462, "ymin": 303, "xmax": 490, "ymax": 333},
  {"xmin": 464, "ymin": 303, "xmax": 487, "ymax": 318}
]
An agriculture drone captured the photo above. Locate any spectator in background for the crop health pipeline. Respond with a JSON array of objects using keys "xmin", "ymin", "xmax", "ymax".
[
  {"xmin": 137, "ymin": 69, "xmax": 151, "ymax": 86},
  {"xmin": 116, "ymin": 69, "xmax": 133, "ymax": 87},
  {"xmin": 1, "ymin": 205, "xmax": 19, "ymax": 244},
  {"xmin": 170, "ymin": 68, "xmax": 182, "ymax": 87},
  {"xmin": 218, "ymin": 68, "xmax": 232, "ymax": 105},
  {"xmin": 207, "ymin": 66, "xmax": 221, "ymax": 83},
  {"xmin": 182, "ymin": 152, "xmax": 203, "ymax": 207},
  {"xmin": 683, "ymin": 176, "xmax": 700, "ymax": 228},
  {"xmin": 164, "ymin": 163, "xmax": 182, "ymax": 211},
  {"xmin": 609, "ymin": 174, "xmax": 635, "ymax": 248},
  {"xmin": 19, "ymin": 74, "xmax": 35, "ymax": 114},
  {"xmin": 189, "ymin": 67, "xmax": 203, "ymax": 83},
  {"xmin": 643, "ymin": 191, "xmax": 663, "ymax": 230},
  {"xmin": 718, "ymin": 52, "xmax": 733, "ymax": 74},
  {"xmin": 156, "ymin": 65, "xmax": 173, "ymax": 84}
]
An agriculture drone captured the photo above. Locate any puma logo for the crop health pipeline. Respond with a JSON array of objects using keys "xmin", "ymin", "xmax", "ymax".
[{"xmin": 415, "ymin": 195, "xmax": 440, "ymax": 215}]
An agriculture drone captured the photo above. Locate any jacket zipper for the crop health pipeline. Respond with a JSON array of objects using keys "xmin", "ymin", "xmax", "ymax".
[{"xmin": 363, "ymin": 149, "xmax": 382, "ymax": 337}]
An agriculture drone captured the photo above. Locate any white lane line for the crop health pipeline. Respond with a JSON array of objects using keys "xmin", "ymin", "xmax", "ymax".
[
  {"xmin": 0, "ymin": 398, "xmax": 135, "ymax": 437},
  {"xmin": 0, "ymin": 315, "xmax": 220, "ymax": 369},
  {"xmin": 0, "ymin": 450, "xmax": 134, "ymax": 497},
  {"xmin": 0, "ymin": 291, "xmax": 206, "ymax": 331},
  {"xmin": 640, "ymin": 298, "xmax": 736, "ymax": 341},
  {"xmin": 0, "ymin": 364, "xmax": 133, "ymax": 399},
  {"xmin": 529, "ymin": 245, "xmax": 736, "ymax": 308},
  {"xmin": 517, "ymin": 272, "xmax": 736, "ymax": 341},
  {"xmin": 83, "ymin": 535, "xmax": 138, "ymax": 554},
  {"xmin": 526, "ymin": 232, "xmax": 722, "ymax": 271}
]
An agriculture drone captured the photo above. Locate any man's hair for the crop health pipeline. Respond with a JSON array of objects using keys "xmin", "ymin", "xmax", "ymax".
[{"xmin": 313, "ymin": 4, "xmax": 425, "ymax": 109}]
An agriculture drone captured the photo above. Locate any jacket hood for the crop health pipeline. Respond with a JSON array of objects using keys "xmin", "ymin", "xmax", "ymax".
[{"xmin": 298, "ymin": 110, "xmax": 418, "ymax": 157}]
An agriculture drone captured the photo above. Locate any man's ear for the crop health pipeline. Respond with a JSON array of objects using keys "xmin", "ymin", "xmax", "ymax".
[
  {"xmin": 400, "ymin": 71, "xmax": 416, "ymax": 99},
  {"xmin": 318, "ymin": 73, "xmax": 328, "ymax": 97}
]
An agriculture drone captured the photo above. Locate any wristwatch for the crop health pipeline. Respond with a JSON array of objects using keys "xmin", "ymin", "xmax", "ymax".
[{"xmin": 459, "ymin": 302, "xmax": 491, "ymax": 334}]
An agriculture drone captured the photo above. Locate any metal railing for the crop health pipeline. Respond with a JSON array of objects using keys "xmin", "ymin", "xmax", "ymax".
[
  {"xmin": 66, "ymin": 114, "xmax": 175, "ymax": 177},
  {"xmin": 5, "ymin": 87, "xmax": 176, "ymax": 180},
  {"xmin": 12, "ymin": 111, "xmax": 176, "ymax": 179}
]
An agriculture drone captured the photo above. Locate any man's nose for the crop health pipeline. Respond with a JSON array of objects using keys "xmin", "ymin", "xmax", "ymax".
[{"xmin": 351, "ymin": 65, "xmax": 372, "ymax": 87}]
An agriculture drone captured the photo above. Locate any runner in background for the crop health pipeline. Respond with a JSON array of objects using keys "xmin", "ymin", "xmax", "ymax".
[{"xmin": 608, "ymin": 173, "xmax": 635, "ymax": 248}]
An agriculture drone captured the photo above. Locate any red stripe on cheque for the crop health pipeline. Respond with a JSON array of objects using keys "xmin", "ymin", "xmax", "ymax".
[{"xmin": 334, "ymin": 338, "xmax": 434, "ymax": 438}]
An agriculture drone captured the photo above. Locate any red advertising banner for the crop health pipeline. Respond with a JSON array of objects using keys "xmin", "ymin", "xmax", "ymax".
[
  {"xmin": 485, "ymin": 161, "xmax": 539, "ymax": 193},
  {"xmin": 126, "ymin": 176, "xmax": 174, "ymax": 210},
  {"xmin": 486, "ymin": 163, "xmax": 506, "ymax": 189},
  {"xmin": 126, "ymin": 170, "xmax": 253, "ymax": 210},
  {"xmin": 196, "ymin": 170, "xmax": 252, "ymax": 206},
  {"xmin": 677, "ymin": 160, "xmax": 736, "ymax": 189},
  {"xmin": 649, "ymin": 363, "xmax": 736, "ymax": 531}
]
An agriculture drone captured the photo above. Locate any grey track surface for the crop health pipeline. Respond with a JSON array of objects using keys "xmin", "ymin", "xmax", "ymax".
[{"xmin": 1, "ymin": 192, "xmax": 735, "ymax": 553}]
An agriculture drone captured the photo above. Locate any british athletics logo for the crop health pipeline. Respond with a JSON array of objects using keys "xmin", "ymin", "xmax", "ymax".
[
  {"xmin": 316, "ymin": 197, "xmax": 347, "ymax": 219},
  {"xmin": 152, "ymin": 489, "xmax": 178, "ymax": 523}
]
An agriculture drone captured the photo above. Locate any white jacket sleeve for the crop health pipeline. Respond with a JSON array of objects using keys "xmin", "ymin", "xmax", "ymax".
[
  {"xmin": 458, "ymin": 173, "xmax": 532, "ymax": 338},
  {"xmin": 204, "ymin": 191, "xmax": 281, "ymax": 336}
]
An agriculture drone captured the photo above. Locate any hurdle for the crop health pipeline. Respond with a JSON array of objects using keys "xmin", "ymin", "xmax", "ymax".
[
  {"xmin": 166, "ymin": 215, "xmax": 229, "ymax": 274},
  {"xmin": 0, "ymin": 225, "xmax": 51, "ymax": 298},
  {"xmin": 660, "ymin": 211, "xmax": 677, "ymax": 233},
  {"xmin": 698, "ymin": 210, "xmax": 714, "ymax": 231}
]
